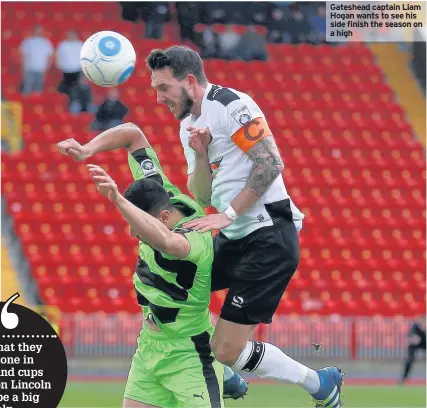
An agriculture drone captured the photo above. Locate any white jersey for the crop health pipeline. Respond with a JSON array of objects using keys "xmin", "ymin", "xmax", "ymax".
[{"xmin": 180, "ymin": 83, "xmax": 304, "ymax": 240}]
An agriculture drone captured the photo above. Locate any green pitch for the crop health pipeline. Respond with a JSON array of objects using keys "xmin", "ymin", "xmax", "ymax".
[{"xmin": 59, "ymin": 382, "xmax": 426, "ymax": 407}]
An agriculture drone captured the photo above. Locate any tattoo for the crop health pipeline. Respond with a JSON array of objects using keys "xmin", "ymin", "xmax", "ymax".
[{"xmin": 245, "ymin": 136, "xmax": 284, "ymax": 197}]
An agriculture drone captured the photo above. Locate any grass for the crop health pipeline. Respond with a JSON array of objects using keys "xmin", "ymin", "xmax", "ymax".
[{"xmin": 59, "ymin": 381, "xmax": 426, "ymax": 408}]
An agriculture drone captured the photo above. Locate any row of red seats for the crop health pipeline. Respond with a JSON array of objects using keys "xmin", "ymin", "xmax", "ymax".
[
  {"xmin": 4, "ymin": 141, "xmax": 424, "ymax": 165},
  {"xmin": 32, "ymin": 265, "xmax": 426, "ymax": 289},
  {"xmin": 4, "ymin": 166, "xmax": 424, "ymax": 187},
  {"xmin": 38, "ymin": 290, "xmax": 425, "ymax": 315}
]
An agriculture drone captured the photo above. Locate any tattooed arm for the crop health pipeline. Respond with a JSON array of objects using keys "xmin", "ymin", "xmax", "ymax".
[{"xmin": 230, "ymin": 134, "xmax": 284, "ymax": 216}]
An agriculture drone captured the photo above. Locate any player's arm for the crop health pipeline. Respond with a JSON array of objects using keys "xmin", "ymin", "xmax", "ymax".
[
  {"xmin": 114, "ymin": 195, "xmax": 191, "ymax": 259},
  {"xmin": 231, "ymin": 131, "xmax": 284, "ymax": 216},
  {"xmin": 226, "ymin": 101, "xmax": 284, "ymax": 216},
  {"xmin": 187, "ymin": 151, "xmax": 212, "ymax": 208},
  {"xmin": 56, "ymin": 123, "xmax": 149, "ymax": 159},
  {"xmin": 88, "ymin": 164, "xmax": 190, "ymax": 259},
  {"xmin": 181, "ymin": 126, "xmax": 212, "ymax": 207}
]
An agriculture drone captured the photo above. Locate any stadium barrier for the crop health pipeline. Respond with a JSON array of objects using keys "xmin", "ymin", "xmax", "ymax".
[{"xmin": 59, "ymin": 313, "xmax": 415, "ymax": 360}]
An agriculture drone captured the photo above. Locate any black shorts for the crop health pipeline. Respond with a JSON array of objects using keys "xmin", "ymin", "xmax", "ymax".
[{"xmin": 211, "ymin": 199, "xmax": 300, "ymax": 325}]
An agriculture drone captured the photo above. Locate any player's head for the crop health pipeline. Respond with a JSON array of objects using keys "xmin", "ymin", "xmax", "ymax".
[
  {"xmin": 123, "ymin": 178, "xmax": 176, "ymax": 239},
  {"xmin": 146, "ymin": 46, "xmax": 207, "ymax": 120}
]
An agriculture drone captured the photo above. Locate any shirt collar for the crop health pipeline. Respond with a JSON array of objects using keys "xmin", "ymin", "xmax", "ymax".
[
  {"xmin": 189, "ymin": 83, "xmax": 213, "ymax": 122},
  {"xmin": 200, "ymin": 83, "xmax": 213, "ymax": 115}
]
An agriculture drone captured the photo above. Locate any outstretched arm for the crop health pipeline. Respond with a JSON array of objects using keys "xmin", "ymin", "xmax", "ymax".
[
  {"xmin": 88, "ymin": 164, "xmax": 191, "ymax": 259},
  {"xmin": 57, "ymin": 123, "xmax": 149, "ymax": 159}
]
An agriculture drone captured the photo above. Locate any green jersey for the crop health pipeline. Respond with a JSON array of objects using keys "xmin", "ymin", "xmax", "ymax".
[{"xmin": 128, "ymin": 147, "xmax": 214, "ymax": 338}]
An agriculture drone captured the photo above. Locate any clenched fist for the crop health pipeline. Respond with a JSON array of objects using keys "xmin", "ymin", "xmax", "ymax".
[
  {"xmin": 57, "ymin": 138, "xmax": 92, "ymax": 162},
  {"xmin": 187, "ymin": 126, "xmax": 212, "ymax": 154}
]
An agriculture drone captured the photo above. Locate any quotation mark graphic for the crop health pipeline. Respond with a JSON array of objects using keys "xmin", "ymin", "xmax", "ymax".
[{"xmin": 1, "ymin": 292, "xmax": 20, "ymax": 329}]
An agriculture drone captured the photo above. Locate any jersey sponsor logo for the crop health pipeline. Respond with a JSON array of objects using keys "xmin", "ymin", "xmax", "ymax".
[
  {"xmin": 231, "ymin": 105, "xmax": 253, "ymax": 126},
  {"xmin": 232, "ymin": 296, "xmax": 244, "ymax": 308},
  {"xmin": 140, "ymin": 159, "xmax": 158, "ymax": 177}
]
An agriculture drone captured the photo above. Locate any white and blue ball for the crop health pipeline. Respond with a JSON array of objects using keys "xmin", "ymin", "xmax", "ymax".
[{"xmin": 80, "ymin": 31, "xmax": 136, "ymax": 87}]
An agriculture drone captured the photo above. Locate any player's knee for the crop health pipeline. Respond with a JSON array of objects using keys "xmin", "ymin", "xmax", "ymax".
[{"xmin": 211, "ymin": 338, "xmax": 241, "ymax": 366}]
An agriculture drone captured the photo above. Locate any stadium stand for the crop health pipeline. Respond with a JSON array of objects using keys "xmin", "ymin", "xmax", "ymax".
[
  {"xmin": 1, "ymin": 2, "xmax": 425, "ymax": 324},
  {"xmin": 0, "ymin": 241, "xmax": 27, "ymax": 306}
]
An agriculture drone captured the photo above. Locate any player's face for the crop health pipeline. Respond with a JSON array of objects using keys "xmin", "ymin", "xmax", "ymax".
[{"xmin": 151, "ymin": 68, "xmax": 194, "ymax": 120}]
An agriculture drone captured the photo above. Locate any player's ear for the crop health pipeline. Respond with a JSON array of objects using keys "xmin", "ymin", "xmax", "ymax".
[
  {"xmin": 187, "ymin": 74, "xmax": 197, "ymax": 86},
  {"xmin": 159, "ymin": 209, "xmax": 170, "ymax": 225}
]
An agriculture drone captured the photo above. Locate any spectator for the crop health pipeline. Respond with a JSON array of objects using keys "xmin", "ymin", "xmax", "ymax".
[
  {"xmin": 92, "ymin": 89, "xmax": 128, "ymax": 131},
  {"xmin": 308, "ymin": 4, "xmax": 327, "ymax": 44},
  {"xmin": 120, "ymin": 2, "xmax": 144, "ymax": 22},
  {"xmin": 200, "ymin": 25, "xmax": 218, "ymax": 59},
  {"xmin": 141, "ymin": 2, "xmax": 170, "ymax": 39},
  {"xmin": 237, "ymin": 26, "xmax": 268, "ymax": 61},
  {"xmin": 248, "ymin": 2, "xmax": 271, "ymax": 25},
  {"xmin": 218, "ymin": 25, "xmax": 240, "ymax": 60},
  {"xmin": 56, "ymin": 30, "xmax": 83, "ymax": 96},
  {"xmin": 203, "ymin": 3, "xmax": 227, "ymax": 24},
  {"xmin": 69, "ymin": 76, "xmax": 96, "ymax": 115},
  {"xmin": 176, "ymin": 2, "xmax": 199, "ymax": 41},
  {"xmin": 287, "ymin": 7, "xmax": 313, "ymax": 44},
  {"xmin": 267, "ymin": 7, "xmax": 291, "ymax": 43},
  {"xmin": 19, "ymin": 25, "xmax": 54, "ymax": 94}
]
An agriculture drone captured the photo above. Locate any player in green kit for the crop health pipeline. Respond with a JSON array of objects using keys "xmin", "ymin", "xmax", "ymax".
[{"xmin": 57, "ymin": 124, "xmax": 247, "ymax": 408}]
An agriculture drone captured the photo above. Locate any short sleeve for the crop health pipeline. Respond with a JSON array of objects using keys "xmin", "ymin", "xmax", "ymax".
[
  {"xmin": 221, "ymin": 97, "xmax": 273, "ymax": 153},
  {"xmin": 180, "ymin": 123, "xmax": 195, "ymax": 175},
  {"xmin": 20, "ymin": 39, "xmax": 29, "ymax": 54},
  {"xmin": 127, "ymin": 147, "xmax": 182, "ymax": 197}
]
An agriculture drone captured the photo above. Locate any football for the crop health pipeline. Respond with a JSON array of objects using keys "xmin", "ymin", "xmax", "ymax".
[{"xmin": 80, "ymin": 31, "xmax": 136, "ymax": 87}]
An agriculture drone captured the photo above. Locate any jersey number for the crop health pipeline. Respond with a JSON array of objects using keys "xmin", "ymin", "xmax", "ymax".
[{"xmin": 135, "ymin": 254, "xmax": 197, "ymax": 324}]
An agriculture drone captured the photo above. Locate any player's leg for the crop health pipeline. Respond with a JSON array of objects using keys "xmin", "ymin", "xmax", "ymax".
[
  {"xmin": 401, "ymin": 344, "xmax": 419, "ymax": 383},
  {"xmin": 211, "ymin": 209, "xmax": 343, "ymax": 406},
  {"xmin": 211, "ymin": 233, "xmax": 248, "ymax": 399},
  {"xmin": 159, "ymin": 330, "xmax": 225, "ymax": 408},
  {"xmin": 124, "ymin": 330, "xmax": 176, "ymax": 408}
]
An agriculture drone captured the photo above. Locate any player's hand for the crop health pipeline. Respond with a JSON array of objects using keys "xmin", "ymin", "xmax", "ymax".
[
  {"xmin": 57, "ymin": 138, "xmax": 92, "ymax": 162},
  {"xmin": 183, "ymin": 213, "xmax": 233, "ymax": 233},
  {"xmin": 87, "ymin": 164, "xmax": 121, "ymax": 203},
  {"xmin": 187, "ymin": 126, "xmax": 212, "ymax": 154}
]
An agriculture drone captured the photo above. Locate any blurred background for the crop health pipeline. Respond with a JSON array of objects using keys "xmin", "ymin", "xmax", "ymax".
[{"xmin": 1, "ymin": 1, "xmax": 426, "ymax": 407}]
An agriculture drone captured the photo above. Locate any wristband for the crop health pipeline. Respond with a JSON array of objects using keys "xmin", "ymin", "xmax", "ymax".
[{"xmin": 224, "ymin": 205, "xmax": 238, "ymax": 221}]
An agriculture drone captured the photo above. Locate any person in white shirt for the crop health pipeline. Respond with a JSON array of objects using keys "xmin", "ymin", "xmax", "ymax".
[
  {"xmin": 20, "ymin": 25, "xmax": 53, "ymax": 94},
  {"xmin": 56, "ymin": 30, "xmax": 83, "ymax": 95},
  {"xmin": 145, "ymin": 46, "xmax": 344, "ymax": 408}
]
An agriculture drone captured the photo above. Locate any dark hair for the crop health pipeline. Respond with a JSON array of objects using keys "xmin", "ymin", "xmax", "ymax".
[
  {"xmin": 146, "ymin": 46, "xmax": 208, "ymax": 85},
  {"xmin": 123, "ymin": 178, "xmax": 173, "ymax": 217}
]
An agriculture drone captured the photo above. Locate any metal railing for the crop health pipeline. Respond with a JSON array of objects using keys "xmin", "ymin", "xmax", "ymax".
[{"xmin": 59, "ymin": 313, "xmax": 415, "ymax": 360}]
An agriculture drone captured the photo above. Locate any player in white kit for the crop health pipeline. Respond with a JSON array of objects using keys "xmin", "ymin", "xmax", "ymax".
[{"xmin": 146, "ymin": 46, "xmax": 343, "ymax": 407}]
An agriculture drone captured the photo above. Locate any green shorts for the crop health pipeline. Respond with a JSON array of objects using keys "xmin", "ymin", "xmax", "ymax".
[{"xmin": 124, "ymin": 324, "xmax": 224, "ymax": 408}]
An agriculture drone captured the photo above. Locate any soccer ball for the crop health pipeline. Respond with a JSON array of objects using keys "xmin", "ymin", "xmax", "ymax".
[{"xmin": 80, "ymin": 31, "xmax": 136, "ymax": 87}]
